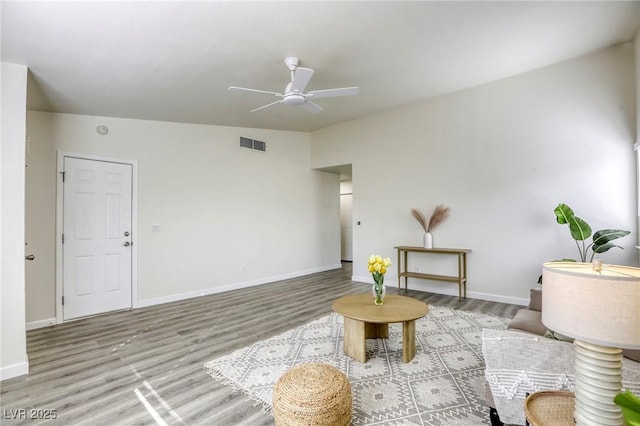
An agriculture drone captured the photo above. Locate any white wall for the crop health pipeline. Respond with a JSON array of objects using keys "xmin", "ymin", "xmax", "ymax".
[
  {"xmin": 25, "ymin": 113, "xmax": 56, "ymax": 325},
  {"xmin": 312, "ymin": 43, "xmax": 638, "ymax": 304},
  {"xmin": 636, "ymin": 29, "xmax": 640, "ymax": 137},
  {"xmin": 635, "ymin": 29, "xmax": 640, "ymax": 260},
  {"xmin": 25, "ymin": 113, "xmax": 340, "ymax": 322},
  {"xmin": 1, "ymin": 62, "xmax": 29, "ymax": 380}
]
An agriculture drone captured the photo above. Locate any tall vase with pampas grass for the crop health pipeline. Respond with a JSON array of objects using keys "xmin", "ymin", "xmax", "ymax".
[{"xmin": 411, "ymin": 205, "xmax": 450, "ymax": 248}]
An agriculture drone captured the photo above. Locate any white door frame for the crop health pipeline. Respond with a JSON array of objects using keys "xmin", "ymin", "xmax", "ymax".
[{"xmin": 55, "ymin": 151, "xmax": 139, "ymax": 323}]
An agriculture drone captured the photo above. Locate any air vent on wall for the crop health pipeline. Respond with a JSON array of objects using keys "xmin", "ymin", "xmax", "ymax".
[
  {"xmin": 240, "ymin": 136, "xmax": 253, "ymax": 149},
  {"xmin": 239, "ymin": 137, "xmax": 266, "ymax": 152}
]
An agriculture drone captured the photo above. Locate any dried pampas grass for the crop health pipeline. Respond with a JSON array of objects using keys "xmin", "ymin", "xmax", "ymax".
[
  {"xmin": 412, "ymin": 205, "xmax": 450, "ymax": 233},
  {"xmin": 428, "ymin": 205, "xmax": 450, "ymax": 232},
  {"xmin": 411, "ymin": 208, "xmax": 428, "ymax": 233}
]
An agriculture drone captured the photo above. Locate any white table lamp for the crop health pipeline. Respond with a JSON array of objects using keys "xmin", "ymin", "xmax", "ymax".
[{"xmin": 542, "ymin": 261, "xmax": 640, "ymax": 425}]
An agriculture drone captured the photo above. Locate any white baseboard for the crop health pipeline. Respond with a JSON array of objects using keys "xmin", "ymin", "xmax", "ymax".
[
  {"xmin": 352, "ymin": 275, "xmax": 375, "ymax": 285},
  {"xmin": 26, "ymin": 318, "xmax": 57, "ymax": 330},
  {"xmin": 465, "ymin": 290, "xmax": 528, "ymax": 306},
  {"xmin": 352, "ymin": 274, "xmax": 528, "ymax": 306},
  {"xmin": 0, "ymin": 360, "xmax": 29, "ymax": 381},
  {"xmin": 136, "ymin": 263, "xmax": 343, "ymax": 308}
]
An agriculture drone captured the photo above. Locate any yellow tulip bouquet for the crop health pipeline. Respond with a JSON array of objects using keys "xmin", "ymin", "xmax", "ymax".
[{"xmin": 368, "ymin": 255, "xmax": 391, "ymax": 305}]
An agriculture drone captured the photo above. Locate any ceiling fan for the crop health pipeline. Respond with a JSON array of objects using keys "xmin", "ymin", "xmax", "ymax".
[{"xmin": 228, "ymin": 57, "xmax": 359, "ymax": 113}]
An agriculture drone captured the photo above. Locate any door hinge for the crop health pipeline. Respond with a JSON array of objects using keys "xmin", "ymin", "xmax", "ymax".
[
  {"xmin": 62, "ymin": 296, "xmax": 64, "ymax": 306},
  {"xmin": 60, "ymin": 171, "xmax": 65, "ymax": 182},
  {"xmin": 62, "ymin": 234, "xmax": 64, "ymax": 244}
]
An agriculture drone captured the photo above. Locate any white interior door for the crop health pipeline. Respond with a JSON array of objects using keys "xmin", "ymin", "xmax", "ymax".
[{"xmin": 63, "ymin": 157, "xmax": 133, "ymax": 320}]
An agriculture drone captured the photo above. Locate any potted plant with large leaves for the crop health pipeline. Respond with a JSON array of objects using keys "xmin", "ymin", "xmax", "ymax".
[
  {"xmin": 615, "ymin": 390, "xmax": 640, "ymax": 426},
  {"xmin": 553, "ymin": 203, "xmax": 630, "ymax": 262}
]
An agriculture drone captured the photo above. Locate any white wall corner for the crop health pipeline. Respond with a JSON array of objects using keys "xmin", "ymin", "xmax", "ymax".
[
  {"xmin": 1, "ymin": 62, "xmax": 29, "ymax": 382},
  {"xmin": 636, "ymin": 27, "xmax": 640, "ymax": 146}
]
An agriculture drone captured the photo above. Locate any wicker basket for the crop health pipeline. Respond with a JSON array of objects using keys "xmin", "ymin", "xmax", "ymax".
[
  {"xmin": 524, "ymin": 390, "xmax": 575, "ymax": 426},
  {"xmin": 272, "ymin": 362, "xmax": 352, "ymax": 426}
]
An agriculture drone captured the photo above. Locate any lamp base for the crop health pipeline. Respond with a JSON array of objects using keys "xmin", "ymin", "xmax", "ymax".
[{"xmin": 573, "ymin": 340, "xmax": 623, "ymax": 426}]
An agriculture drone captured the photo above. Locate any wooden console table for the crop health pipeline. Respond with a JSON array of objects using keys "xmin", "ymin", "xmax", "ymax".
[{"xmin": 394, "ymin": 246, "xmax": 471, "ymax": 300}]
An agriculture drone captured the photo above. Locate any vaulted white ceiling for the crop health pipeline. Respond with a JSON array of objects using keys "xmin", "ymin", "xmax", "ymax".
[{"xmin": 2, "ymin": 1, "xmax": 639, "ymax": 132}]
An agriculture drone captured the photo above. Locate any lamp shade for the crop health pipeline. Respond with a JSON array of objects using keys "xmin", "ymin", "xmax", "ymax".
[{"xmin": 542, "ymin": 262, "xmax": 640, "ymax": 350}]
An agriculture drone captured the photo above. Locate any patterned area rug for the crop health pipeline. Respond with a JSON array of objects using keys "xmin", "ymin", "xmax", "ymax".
[{"xmin": 204, "ymin": 305, "xmax": 510, "ymax": 425}]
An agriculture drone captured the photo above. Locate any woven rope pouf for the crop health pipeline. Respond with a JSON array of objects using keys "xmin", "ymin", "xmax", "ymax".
[{"xmin": 272, "ymin": 362, "xmax": 352, "ymax": 426}]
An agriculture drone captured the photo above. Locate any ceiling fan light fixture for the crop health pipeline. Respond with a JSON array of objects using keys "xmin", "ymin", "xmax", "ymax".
[{"xmin": 282, "ymin": 94, "xmax": 305, "ymax": 106}]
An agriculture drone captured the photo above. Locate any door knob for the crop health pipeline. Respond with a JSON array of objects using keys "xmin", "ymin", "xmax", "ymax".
[
  {"xmin": 25, "ymin": 255, "xmax": 35, "ymax": 261},
  {"xmin": 124, "ymin": 241, "xmax": 131, "ymax": 247}
]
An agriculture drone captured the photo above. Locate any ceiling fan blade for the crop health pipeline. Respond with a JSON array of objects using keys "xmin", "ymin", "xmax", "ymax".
[
  {"xmin": 302, "ymin": 100, "xmax": 323, "ymax": 113},
  {"xmin": 251, "ymin": 99, "xmax": 282, "ymax": 113},
  {"xmin": 306, "ymin": 86, "xmax": 359, "ymax": 98},
  {"xmin": 290, "ymin": 67, "xmax": 314, "ymax": 93},
  {"xmin": 229, "ymin": 86, "xmax": 282, "ymax": 97}
]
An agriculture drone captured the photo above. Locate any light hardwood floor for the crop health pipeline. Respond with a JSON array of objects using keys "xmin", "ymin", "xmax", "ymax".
[{"xmin": 1, "ymin": 263, "xmax": 522, "ymax": 425}]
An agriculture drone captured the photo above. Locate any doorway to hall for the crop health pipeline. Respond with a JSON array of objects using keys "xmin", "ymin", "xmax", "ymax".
[{"xmin": 314, "ymin": 163, "xmax": 353, "ymax": 264}]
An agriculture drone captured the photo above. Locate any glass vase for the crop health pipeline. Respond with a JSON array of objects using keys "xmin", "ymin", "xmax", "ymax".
[{"xmin": 372, "ymin": 282, "xmax": 386, "ymax": 305}]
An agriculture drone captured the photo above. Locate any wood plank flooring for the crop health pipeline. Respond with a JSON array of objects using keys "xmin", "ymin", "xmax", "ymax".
[{"xmin": 1, "ymin": 263, "xmax": 522, "ymax": 425}]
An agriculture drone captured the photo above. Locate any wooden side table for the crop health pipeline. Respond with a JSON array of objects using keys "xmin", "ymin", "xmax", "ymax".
[
  {"xmin": 395, "ymin": 246, "xmax": 471, "ymax": 300},
  {"xmin": 524, "ymin": 390, "xmax": 575, "ymax": 426}
]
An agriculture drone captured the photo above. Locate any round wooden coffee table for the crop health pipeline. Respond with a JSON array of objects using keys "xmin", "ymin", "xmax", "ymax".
[{"xmin": 332, "ymin": 294, "xmax": 428, "ymax": 363}]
